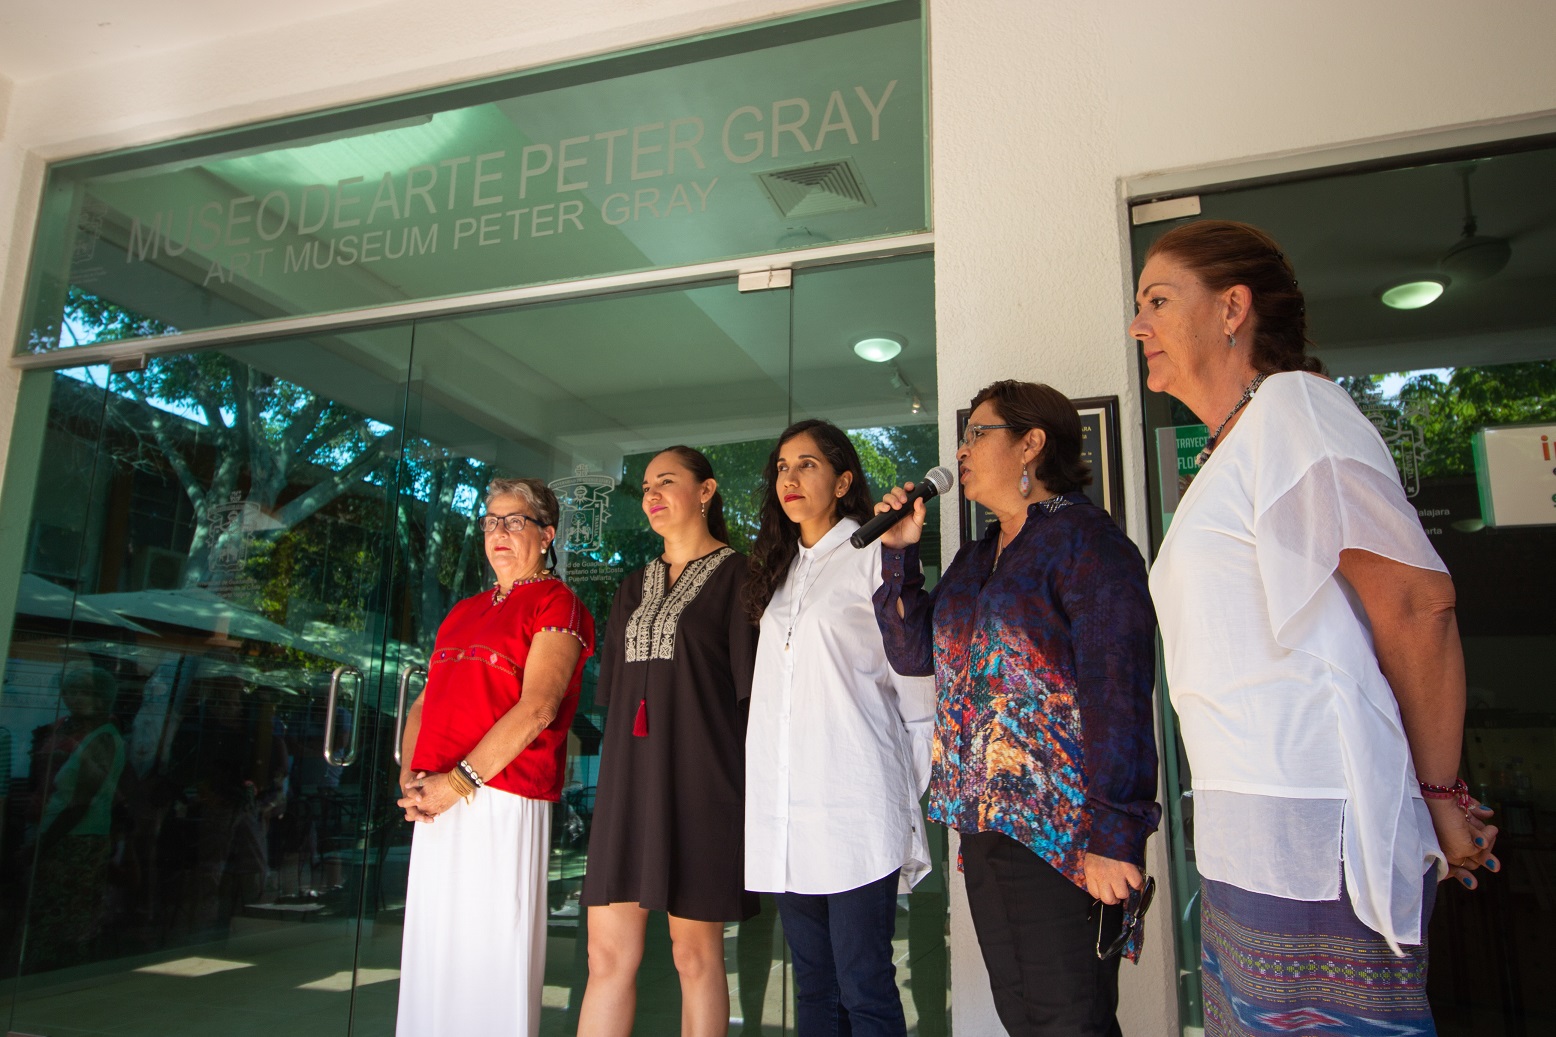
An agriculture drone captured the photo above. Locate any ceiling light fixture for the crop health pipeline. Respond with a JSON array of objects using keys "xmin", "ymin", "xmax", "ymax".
[
  {"xmin": 852, "ymin": 335, "xmax": 903, "ymax": 363},
  {"xmin": 1380, "ymin": 279, "xmax": 1446, "ymax": 310}
]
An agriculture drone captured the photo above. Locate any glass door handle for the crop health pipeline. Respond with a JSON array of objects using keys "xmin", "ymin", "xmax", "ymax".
[
  {"xmin": 393, "ymin": 665, "xmax": 427, "ymax": 766},
  {"xmin": 325, "ymin": 665, "xmax": 365, "ymax": 766}
]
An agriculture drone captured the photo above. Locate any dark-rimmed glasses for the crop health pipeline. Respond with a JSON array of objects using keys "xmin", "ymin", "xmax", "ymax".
[
  {"xmin": 1096, "ymin": 874, "xmax": 1155, "ymax": 961},
  {"xmin": 959, "ymin": 423, "xmax": 1019, "ymax": 448},
  {"xmin": 479, "ymin": 511, "xmax": 543, "ymax": 535}
]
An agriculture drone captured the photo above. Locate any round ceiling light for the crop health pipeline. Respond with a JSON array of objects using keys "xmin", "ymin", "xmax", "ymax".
[
  {"xmin": 1380, "ymin": 279, "xmax": 1446, "ymax": 310},
  {"xmin": 852, "ymin": 335, "xmax": 904, "ymax": 362}
]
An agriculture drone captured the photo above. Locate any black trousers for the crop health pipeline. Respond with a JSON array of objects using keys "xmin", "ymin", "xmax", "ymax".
[{"xmin": 960, "ymin": 831, "xmax": 1123, "ymax": 1037}]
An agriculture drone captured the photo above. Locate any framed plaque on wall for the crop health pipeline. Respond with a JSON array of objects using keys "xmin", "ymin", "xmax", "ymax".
[{"xmin": 957, "ymin": 395, "xmax": 1125, "ymax": 545}]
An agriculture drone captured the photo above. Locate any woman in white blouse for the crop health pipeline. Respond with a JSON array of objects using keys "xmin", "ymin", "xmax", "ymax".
[
  {"xmin": 1130, "ymin": 219, "xmax": 1499, "ymax": 1036},
  {"xmin": 743, "ymin": 418, "xmax": 935, "ymax": 1037}
]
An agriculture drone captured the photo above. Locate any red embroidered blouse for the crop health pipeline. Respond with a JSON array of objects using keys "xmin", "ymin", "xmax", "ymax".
[{"xmin": 411, "ymin": 578, "xmax": 595, "ymax": 800}]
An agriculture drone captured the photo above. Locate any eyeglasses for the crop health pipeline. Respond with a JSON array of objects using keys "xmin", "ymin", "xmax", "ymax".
[
  {"xmin": 959, "ymin": 423, "xmax": 1019, "ymax": 448},
  {"xmin": 479, "ymin": 511, "xmax": 543, "ymax": 534},
  {"xmin": 1095, "ymin": 875, "xmax": 1155, "ymax": 961}
]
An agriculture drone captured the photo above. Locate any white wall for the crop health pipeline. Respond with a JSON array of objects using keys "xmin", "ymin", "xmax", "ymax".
[{"xmin": 4, "ymin": 1, "xmax": 1556, "ymax": 1034}]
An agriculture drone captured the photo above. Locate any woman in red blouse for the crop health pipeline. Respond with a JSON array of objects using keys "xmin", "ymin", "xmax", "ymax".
[{"xmin": 396, "ymin": 477, "xmax": 595, "ymax": 1037}]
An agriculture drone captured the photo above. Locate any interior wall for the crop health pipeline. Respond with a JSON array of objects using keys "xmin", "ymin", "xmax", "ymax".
[{"xmin": 2, "ymin": 2, "xmax": 1556, "ymax": 1035}]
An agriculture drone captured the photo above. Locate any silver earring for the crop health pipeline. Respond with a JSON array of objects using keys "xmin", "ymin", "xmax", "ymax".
[
  {"xmin": 1019, "ymin": 467, "xmax": 1032, "ymax": 498},
  {"xmin": 1228, "ymin": 333, "xmax": 1237, "ymax": 349}
]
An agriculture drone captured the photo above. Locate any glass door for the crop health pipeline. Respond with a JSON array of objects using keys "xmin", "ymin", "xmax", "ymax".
[{"xmin": 1, "ymin": 327, "xmax": 415, "ymax": 1037}]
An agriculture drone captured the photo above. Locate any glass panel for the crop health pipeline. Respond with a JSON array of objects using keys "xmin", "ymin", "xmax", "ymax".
[
  {"xmin": 20, "ymin": 0, "xmax": 926, "ymax": 354},
  {"xmin": 790, "ymin": 253, "xmax": 947, "ymax": 1035},
  {"xmin": 0, "ymin": 363, "xmax": 114, "ymax": 1029},
  {"xmin": 1132, "ymin": 142, "xmax": 1556, "ymax": 1037},
  {"xmin": 0, "ymin": 326, "xmax": 415, "ymax": 1037},
  {"xmin": 354, "ymin": 278, "xmax": 798, "ymax": 1034}
]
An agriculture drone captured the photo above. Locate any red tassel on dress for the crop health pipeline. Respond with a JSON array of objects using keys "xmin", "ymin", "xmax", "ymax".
[{"xmin": 632, "ymin": 698, "xmax": 648, "ymax": 737}]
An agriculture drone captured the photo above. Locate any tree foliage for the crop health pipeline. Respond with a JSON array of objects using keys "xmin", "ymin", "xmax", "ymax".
[{"xmin": 1342, "ymin": 362, "xmax": 1556, "ymax": 480}]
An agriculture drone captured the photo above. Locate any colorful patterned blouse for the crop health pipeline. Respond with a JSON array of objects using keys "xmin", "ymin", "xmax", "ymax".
[{"xmin": 873, "ymin": 493, "xmax": 1160, "ymax": 887}]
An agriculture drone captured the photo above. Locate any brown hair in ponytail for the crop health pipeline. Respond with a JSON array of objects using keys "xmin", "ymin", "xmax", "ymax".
[{"xmin": 1145, "ymin": 219, "xmax": 1323, "ymax": 375}]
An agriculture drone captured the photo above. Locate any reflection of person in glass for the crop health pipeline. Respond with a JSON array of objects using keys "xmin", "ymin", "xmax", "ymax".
[
  {"xmin": 578, "ymin": 446, "xmax": 759, "ymax": 1037},
  {"xmin": 1128, "ymin": 220, "xmax": 1499, "ymax": 1035},
  {"xmin": 743, "ymin": 420, "xmax": 935, "ymax": 1037},
  {"xmin": 874, "ymin": 381, "xmax": 1159, "ymax": 1036},
  {"xmin": 28, "ymin": 664, "xmax": 126, "ymax": 970},
  {"xmin": 396, "ymin": 477, "xmax": 595, "ymax": 1037},
  {"xmin": 172, "ymin": 666, "xmax": 288, "ymax": 935}
]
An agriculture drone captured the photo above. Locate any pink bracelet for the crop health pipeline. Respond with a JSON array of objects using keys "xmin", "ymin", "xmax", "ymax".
[{"xmin": 1419, "ymin": 777, "xmax": 1471, "ymax": 811}]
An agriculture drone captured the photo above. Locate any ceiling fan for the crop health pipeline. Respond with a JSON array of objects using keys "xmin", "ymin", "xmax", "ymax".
[
  {"xmin": 1438, "ymin": 164, "xmax": 1511, "ymax": 284},
  {"xmin": 1377, "ymin": 161, "xmax": 1522, "ymax": 309}
]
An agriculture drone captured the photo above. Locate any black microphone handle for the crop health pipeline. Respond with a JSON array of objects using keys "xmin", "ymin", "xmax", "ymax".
[{"xmin": 850, "ymin": 483, "xmax": 939, "ymax": 548}]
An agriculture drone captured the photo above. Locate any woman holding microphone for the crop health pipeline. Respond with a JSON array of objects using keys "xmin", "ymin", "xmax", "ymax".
[{"xmin": 873, "ymin": 381, "xmax": 1160, "ymax": 1037}]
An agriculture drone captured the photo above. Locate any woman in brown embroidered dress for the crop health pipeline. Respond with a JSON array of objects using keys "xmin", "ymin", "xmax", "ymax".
[{"xmin": 578, "ymin": 446, "xmax": 759, "ymax": 1037}]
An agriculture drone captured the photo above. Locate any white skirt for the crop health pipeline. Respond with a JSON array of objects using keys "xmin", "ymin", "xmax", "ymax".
[{"xmin": 397, "ymin": 789, "xmax": 551, "ymax": 1037}]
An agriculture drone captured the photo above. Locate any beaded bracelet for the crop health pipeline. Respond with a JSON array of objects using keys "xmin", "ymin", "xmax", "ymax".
[
  {"xmin": 457, "ymin": 758, "xmax": 485, "ymax": 789},
  {"xmin": 1419, "ymin": 777, "xmax": 1471, "ymax": 814}
]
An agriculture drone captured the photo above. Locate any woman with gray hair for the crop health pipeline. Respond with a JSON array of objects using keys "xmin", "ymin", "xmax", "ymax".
[{"xmin": 397, "ymin": 477, "xmax": 596, "ymax": 1037}]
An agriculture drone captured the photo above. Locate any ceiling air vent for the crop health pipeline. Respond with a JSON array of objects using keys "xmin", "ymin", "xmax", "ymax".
[{"xmin": 756, "ymin": 159, "xmax": 874, "ymax": 219}]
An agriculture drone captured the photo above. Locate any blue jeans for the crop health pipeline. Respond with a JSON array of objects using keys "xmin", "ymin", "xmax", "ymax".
[{"xmin": 774, "ymin": 870, "xmax": 905, "ymax": 1037}]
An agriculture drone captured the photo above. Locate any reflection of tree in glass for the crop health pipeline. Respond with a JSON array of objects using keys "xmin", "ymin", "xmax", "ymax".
[
  {"xmin": 393, "ymin": 448, "xmax": 491, "ymax": 648},
  {"xmin": 1345, "ymin": 363, "xmax": 1556, "ymax": 479},
  {"xmin": 109, "ymin": 351, "xmax": 400, "ymax": 590},
  {"xmin": 64, "ymin": 290, "xmax": 410, "ymax": 650}
]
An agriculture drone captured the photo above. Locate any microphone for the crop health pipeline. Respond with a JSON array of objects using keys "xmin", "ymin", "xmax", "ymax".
[{"xmin": 851, "ymin": 466, "xmax": 955, "ymax": 549}]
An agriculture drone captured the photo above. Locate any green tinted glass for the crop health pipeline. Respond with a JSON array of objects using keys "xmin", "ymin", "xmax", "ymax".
[{"xmin": 20, "ymin": 0, "xmax": 926, "ymax": 355}]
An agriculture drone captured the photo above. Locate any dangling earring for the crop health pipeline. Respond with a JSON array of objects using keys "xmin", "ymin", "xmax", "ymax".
[
  {"xmin": 1019, "ymin": 466, "xmax": 1032, "ymax": 498},
  {"xmin": 700, "ymin": 500, "xmax": 707, "ymax": 517},
  {"xmin": 1228, "ymin": 333, "xmax": 1237, "ymax": 349}
]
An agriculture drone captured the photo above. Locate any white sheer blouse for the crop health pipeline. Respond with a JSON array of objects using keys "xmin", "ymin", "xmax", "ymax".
[{"xmin": 1150, "ymin": 372, "xmax": 1447, "ymax": 952}]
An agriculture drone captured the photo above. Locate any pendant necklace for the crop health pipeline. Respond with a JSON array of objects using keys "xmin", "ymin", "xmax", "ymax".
[
  {"xmin": 1196, "ymin": 373, "xmax": 1268, "ymax": 466},
  {"xmin": 783, "ymin": 540, "xmax": 846, "ymax": 651}
]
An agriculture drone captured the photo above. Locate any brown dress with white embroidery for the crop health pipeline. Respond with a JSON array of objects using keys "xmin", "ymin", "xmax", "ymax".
[{"xmin": 580, "ymin": 547, "xmax": 760, "ymax": 922}]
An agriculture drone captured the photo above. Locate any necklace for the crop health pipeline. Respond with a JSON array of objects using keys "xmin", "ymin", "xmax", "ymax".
[
  {"xmin": 783, "ymin": 540, "xmax": 846, "ymax": 651},
  {"xmin": 1196, "ymin": 373, "xmax": 1268, "ymax": 466},
  {"xmin": 492, "ymin": 570, "xmax": 553, "ymax": 606}
]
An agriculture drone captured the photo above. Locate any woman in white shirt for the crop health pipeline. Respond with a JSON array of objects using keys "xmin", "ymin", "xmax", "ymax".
[
  {"xmin": 743, "ymin": 418, "xmax": 935, "ymax": 1037},
  {"xmin": 1129, "ymin": 219, "xmax": 1499, "ymax": 1037}
]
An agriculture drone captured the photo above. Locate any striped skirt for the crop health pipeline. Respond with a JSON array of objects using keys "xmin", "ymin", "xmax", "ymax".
[{"xmin": 1200, "ymin": 873, "xmax": 1437, "ymax": 1037}]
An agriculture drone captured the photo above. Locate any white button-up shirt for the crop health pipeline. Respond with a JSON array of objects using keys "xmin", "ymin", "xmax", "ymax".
[{"xmin": 745, "ymin": 517, "xmax": 936, "ymax": 895}]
